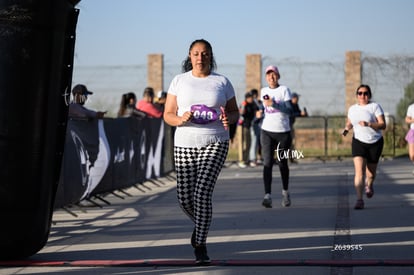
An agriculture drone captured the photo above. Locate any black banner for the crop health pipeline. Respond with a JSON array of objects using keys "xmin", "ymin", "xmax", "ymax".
[{"xmin": 54, "ymin": 116, "xmax": 173, "ymax": 208}]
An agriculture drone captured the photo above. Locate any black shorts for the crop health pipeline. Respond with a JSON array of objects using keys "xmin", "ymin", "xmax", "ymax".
[{"xmin": 351, "ymin": 137, "xmax": 384, "ymax": 163}]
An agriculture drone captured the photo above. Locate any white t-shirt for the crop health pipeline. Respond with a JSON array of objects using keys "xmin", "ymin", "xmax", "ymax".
[
  {"xmin": 260, "ymin": 85, "xmax": 292, "ymax": 133},
  {"xmin": 406, "ymin": 104, "xmax": 414, "ymax": 130},
  {"xmin": 167, "ymin": 71, "xmax": 235, "ymax": 148},
  {"xmin": 348, "ymin": 102, "xmax": 384, "ymax": 144}
]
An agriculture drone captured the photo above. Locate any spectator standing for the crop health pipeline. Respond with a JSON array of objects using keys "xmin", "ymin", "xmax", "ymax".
[
  {"xmin": 250, "ymin": 88, "xmax": 264, "ymax": 165},
  {"xmin": 117, "ymin": 92, "xmax": 146, "ymax": 119},
  {"xmin": 155, "ymin": 90, "xmax": 167, "ymax": 113},
  {"xmin": 289, "ymin": 92, "xmax": 308, "ymax": 163},
  {"xmin": 117, "ymin": 92, "xmax": 137, "ymax": 117},
  {"xmin": 343, "ymin": 84, "xmax": 386, "ymax": 210},
  {"xmin": 260, "ymin": 65, "xmax": 293, "ymax": 208},
  {"xmin": 163, "ymin": 39, "xmax": 239, "ymax": 265},
  {"xmin": 238, "ymin": 91, "xmax": 258, "ymax": 168},
  {"xmin": 68, "ymin": 84, "xmax": 106, "ymax": 119},
  {"xmin": 136, "ymin": 87, "xmax": 163, "ymax": 118},
  {"xmin": 290, "ymin": 92, "xmax": 308, "ymax": 126}
]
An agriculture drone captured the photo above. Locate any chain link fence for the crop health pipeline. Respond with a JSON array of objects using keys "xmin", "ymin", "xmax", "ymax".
[
  {"xmin": 292, "ymin": 115, "xmax": 397, "ymax": 159},
  {"xmin": 72, "ymin": 54, "xmax": 413, "ymax": 158}
]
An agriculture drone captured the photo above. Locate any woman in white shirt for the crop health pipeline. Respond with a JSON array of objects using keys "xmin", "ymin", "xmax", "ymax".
[
  {"xmin": 404, "ymin": 103, "xmax": 414, "ymax": 171},
  {"xmin": 260, "ymin": 65, "xmax": 294, "ymax": 209},
  {"xmin": 163, "ymin": 39, "xmax": 239, "ymax": 265},
  {"xmin": 343, "ymin": 84, "xmax": 386, "ymax": 210}
]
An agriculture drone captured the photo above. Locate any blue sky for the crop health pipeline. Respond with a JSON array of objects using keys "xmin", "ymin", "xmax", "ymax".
[
  {"xmin": 74, "ymin": 0, "xmax": 413, "ymax": 66},
  {"xmin": 72, "ymin": 0, "xmax": 414, "ymax": 116}
]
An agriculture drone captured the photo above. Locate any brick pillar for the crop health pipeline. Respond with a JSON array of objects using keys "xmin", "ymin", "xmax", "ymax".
[
  {"xmin": 245, "ymin": 54, "xmax": 262, "ymax": 94},
  {"xmin": 345, "ymin": 51, "xmax": 361, "ymax": 113},
  {"xmin": 147, "ymin": 54, "xmax": 164, "ymax": 93},
  {"xmin": 236, "ymin": 54, "xmax": 262, "ymax": 163}
]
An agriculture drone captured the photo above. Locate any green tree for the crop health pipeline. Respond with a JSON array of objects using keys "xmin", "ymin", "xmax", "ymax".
[{"xmin": 396, "ymin": 80, "xmax": 414, "ymax": 122}]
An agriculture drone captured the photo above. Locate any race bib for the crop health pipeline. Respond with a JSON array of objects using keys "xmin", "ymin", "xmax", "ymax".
[{"xmin": 190, "ymin": 104, "xmax": 219, "ymax": 124}]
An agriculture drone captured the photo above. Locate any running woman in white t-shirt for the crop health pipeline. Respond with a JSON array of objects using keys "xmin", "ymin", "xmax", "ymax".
[
  {"xmin": 163, "ymin": 39, "xmax": 239, "ymax": 265},
  {"xmin": 343, "ymin": 84, "xmax": 386, "ymax": 210},
  {"xmin": 405, "ymin": 103, "xmax": 414, "ymax": 172},
  {"xmin": 260, "ymin": 65, "xmax": 294, "ymax": 208}
]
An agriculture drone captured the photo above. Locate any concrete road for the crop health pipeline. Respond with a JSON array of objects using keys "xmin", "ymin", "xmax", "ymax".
[{"xmin": 1, "ymin": 157, "xmax": 414, "ymax": 274}]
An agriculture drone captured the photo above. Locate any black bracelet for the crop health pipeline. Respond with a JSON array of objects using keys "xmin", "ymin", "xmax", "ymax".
[{"xmin": 342, "ymin": 129, "xmax": 349, "ymax": 136}]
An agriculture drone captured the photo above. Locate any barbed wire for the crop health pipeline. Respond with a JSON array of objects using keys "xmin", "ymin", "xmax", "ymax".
[{"xmin": 73, "ymin": 54, "xmax": 414, "ymax": 118}]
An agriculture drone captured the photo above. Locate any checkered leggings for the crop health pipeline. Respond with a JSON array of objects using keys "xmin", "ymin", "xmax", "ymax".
[{"xmin": 174, "ymin": 141, "xmax": 229, "ymax": 245}]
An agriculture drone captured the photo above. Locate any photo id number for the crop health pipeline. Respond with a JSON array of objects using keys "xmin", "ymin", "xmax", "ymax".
[{"xmin": 331, "ymin": 244, "xmax": 363, "ymax": 251}]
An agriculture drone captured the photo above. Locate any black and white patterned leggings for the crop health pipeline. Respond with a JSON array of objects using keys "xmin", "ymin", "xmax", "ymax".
[{"xmin": 174, "ymin": 141, "xmax": 229, "ymax": 245}]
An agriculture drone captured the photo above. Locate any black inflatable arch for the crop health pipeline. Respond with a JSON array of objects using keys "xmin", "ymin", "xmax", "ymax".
[{"xmin": 0, "ymin": 0, "xmax": 80, "ymax": 259}]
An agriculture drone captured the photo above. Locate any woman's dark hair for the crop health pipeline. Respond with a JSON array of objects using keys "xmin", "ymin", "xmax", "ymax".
[
  {"xmin": 181, "ymin": 39, "xmax": 217, "ymax": 73},
  {"xmin": 356, "ymin": 84, "xmax": 372, "ymax": 99},
  {"xmin": 117, "ymin": 92, "xmax": 137, "ymax": 117},
  {"xmin": 126, "ymin": 92, "xmax": 136, "ymax": 103}
]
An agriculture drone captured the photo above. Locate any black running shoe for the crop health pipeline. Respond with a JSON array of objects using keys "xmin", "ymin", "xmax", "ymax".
[{"xmin": 194, "ymin": 245, "xmax": 211, "ymax": 265}]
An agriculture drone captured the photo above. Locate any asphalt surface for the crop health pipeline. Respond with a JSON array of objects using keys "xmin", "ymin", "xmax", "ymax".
[{"xmin": 1, "ymin": 156, "xmax": 414, "ymax": 275}]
